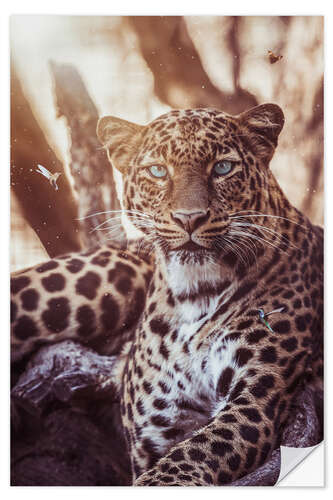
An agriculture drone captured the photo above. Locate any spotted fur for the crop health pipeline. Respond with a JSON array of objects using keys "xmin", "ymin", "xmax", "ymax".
[
  {"xmin": 11, "ymin": 245, "xmax": 153, "ymax": 362},
  {"xmin": 11, "ymin": 104, "xmax": 323, "ymax": 486}
]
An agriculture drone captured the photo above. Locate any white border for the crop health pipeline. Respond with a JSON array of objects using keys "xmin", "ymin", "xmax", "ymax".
[
  {"xmin": 1, "ymin": 1, "xmax": 332, "ymax": 498},
  {"xmin": 278, "ymin": 442, "xmax": 324, "ymax": 487}
]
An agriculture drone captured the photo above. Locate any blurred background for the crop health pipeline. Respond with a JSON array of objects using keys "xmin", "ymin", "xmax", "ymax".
[{"xmin": 10, "ymin": 15, "xmax": 324, "ymax": 271}]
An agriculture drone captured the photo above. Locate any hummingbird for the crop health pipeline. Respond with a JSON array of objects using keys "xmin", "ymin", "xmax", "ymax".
[
  {"xmin": 258, "ymin": 307, "xmax": 285, "ymax": 333},
  {"xmin": 267, "ymin": 50, "xmax": 283, "ymax": 64},
  {"xmin": 36, "ymin": 164, "xmax": 62, "ymax": 191}
]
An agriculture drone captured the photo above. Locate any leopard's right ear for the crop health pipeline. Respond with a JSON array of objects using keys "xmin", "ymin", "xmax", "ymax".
[
  {"xmin": 97, "ymin": 116, "xmax": 144, "ymax": 173},
  {"xmin": 237, "ymin": 103, "xmax": 284, "ymax": 164}
]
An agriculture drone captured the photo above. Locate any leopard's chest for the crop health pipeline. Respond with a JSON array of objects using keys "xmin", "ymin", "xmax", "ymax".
[
  {"xmin": 164, "ymin": 318, "xmax": 239, "ymax": 404},
  {"xmin": 130, "ymin": 314, "xmax": 241, "ymax": 455}
]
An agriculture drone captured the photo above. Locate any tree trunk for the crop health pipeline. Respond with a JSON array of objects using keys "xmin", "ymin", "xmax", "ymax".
[
  {"xmin": 128, "ymin": 16, "xmax": 258, "ymax": 114},
  {"xmin": 11, "ymin": 64, "xmax": 81, "ymax": 257},
  {"xmin": 50, "ymin": 61, "xmax": 126, "ymax": 248}
]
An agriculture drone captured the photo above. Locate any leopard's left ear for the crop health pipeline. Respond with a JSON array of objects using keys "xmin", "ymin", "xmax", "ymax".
[
  {"xmin": 237, "ymin": 103, "xmax": 284, "ymax": 162},
  {"xmin": 97, "ymin": 116, "xmax": 144, "ymax": 173}
]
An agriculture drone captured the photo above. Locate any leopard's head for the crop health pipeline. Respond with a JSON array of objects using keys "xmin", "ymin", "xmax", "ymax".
[{"xmin": 97, "ymin": 104, "xmax": 284, "ymax": 267}]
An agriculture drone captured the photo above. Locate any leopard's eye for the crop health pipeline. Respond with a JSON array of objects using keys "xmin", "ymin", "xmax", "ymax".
[
  {"xmin": 213, "ymin": 160, "xmax": 233, "ymax": 176},
  {"xmin": 148, "ymin": 165, "xmax": 168, "ymax": 178}
]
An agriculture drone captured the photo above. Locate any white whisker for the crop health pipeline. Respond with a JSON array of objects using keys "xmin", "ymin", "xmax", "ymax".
[
  {"xmin": 229, "ymin": 211, "xmax": 307, "ymax": 231},
  {"xmin": 78, "ymin": 208, "xmax": 150, "ymax": 221},
  {"xmin": 230, "ymin": 221, "xmax": 300, "ymax": 252},
  {"xmin": 229, "ymin": 229, "xmax": 292, "ymax": 256}
]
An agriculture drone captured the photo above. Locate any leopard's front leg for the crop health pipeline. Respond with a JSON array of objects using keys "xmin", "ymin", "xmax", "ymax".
[
  {"xmin": 128, "ymin": 308, "xmax": 313, "ymax": 487},
  {"xmin": 134, "ymin": 371, "xmax": 290, "ymax": 486}
]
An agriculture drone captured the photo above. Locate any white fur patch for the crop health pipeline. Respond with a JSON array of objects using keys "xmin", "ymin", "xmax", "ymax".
[
  {"xmin": 177, "ymin": 295, "xmax": 220, "ymax": 324},
  {"xmin": 178, "ymin": 315, "xmax": 208, "ymax": 340},
  {"xmin": 166, "ymin": 252, "xmax": 224, "ymax": 297}
]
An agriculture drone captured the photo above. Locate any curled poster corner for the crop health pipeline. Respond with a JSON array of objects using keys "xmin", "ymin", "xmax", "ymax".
[{"xmin": 277, "ymin": 442, "xmax": 323, "ymax": 484}]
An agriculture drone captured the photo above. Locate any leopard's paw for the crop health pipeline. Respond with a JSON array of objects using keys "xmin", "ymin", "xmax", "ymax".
[{"xmin": 134, "ymin": 463, "xmax": 204, "ymax": 486}]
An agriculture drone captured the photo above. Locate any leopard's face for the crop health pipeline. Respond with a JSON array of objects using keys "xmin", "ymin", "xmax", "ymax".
[{"xmin": 98, "ymin": 104, "xmax": 284, "ymax": 265}]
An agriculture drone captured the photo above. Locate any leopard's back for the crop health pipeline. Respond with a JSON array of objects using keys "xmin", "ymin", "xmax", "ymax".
[{"xmin": 11, "ymin": 245, "xmax": 153, "ymax": 362}]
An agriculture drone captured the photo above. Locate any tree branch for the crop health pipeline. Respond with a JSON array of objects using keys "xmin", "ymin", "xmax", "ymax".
[
  {"xmin": 49, "ymin": 61, "xmax": 126, "ymax": 248},
  {"xmin": 11, "ymin": 341, "xmax": 131, "ymax": 486},
  {"xmin": 12, "ymin": 341, "xmax": 322, "ymax": 486}
]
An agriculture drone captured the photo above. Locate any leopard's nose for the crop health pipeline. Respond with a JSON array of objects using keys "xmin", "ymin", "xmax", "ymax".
[{"xmin": 171, "ymin": 209, "xmax": 210, "ymax": 233}]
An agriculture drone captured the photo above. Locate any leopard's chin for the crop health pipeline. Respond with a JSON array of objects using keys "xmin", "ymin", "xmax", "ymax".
[
  {"xmin": 174, "ymin": 241, "xmax": 205, "ymax": 252},
  {"xmin": 168, "ymin": 243, "xmax": 217, "ymax": 265}
]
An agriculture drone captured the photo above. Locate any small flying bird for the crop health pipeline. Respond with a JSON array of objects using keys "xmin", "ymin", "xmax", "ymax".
[
  {"xmin": 36, "ymin": 164, "xmax": 62, "ymax": 191},
  {"xmin": 267, "ymin": 50, "xmax": 283, "ymax": 64},
  {"xmin": 258, "ymin": 307, "xmax": 285, "ymax": 333}
]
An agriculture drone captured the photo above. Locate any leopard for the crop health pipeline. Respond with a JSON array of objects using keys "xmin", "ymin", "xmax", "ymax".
[
  {"xmin": 11, "ymin": 103, "xmax": 323, "ymax": 486},
  {"xmin": 11, "ymin": 243, "xmax": 153, "ymax": 363}
]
